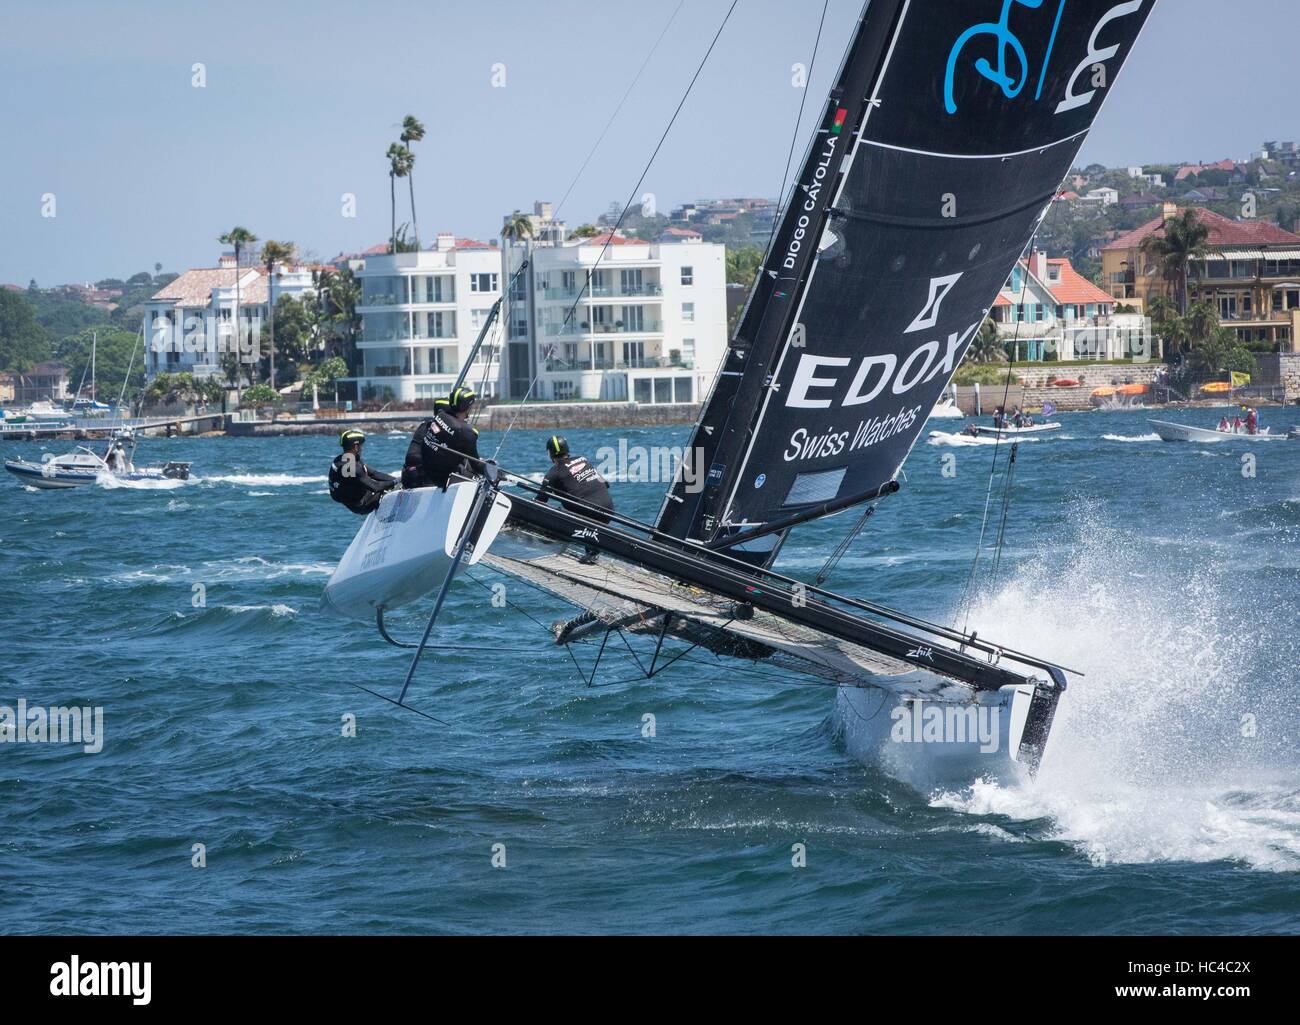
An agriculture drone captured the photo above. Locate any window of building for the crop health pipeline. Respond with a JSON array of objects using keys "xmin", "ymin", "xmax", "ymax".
[
  {"xmin": 634, "ymin": 378, "xmax": 652, "ymax": 404},
  {"xmin": 425, "ymin": 311, "xmax": 456, "ymax": 338},
  {"xmin": 469, "ymin": 273, "xmax": 498, "ymax": 293},
  {"xmin": 654, "ymin": 379, "xmax": 672, "ymax": 403},
  {"xmin": 682, "ymin": 302, "xmax": 695, "ymax": 323},
  {"xmin": 553, "ymin": 380, "xmax": 575, "ymax": 400},
  {"xmin": 681, "ymin": 266, "xmax": 694, "ymax": 286},
  {"xmin": 681, "ymin": 338, "xmax": 695, "ymax": 364},
  {"xmin": 673, "ymin": 377, "xmax": 693, "ymax": 403}
]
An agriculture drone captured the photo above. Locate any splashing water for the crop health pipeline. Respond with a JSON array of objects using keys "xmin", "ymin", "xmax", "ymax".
[{"xmin": 933, "ymin": 511, "xmax": 1300, "ymax": 872}]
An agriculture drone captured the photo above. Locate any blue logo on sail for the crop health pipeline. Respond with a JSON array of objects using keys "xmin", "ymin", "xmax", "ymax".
[{"xmin": 944, "ymin": 0, "xmax": 1066, "ymax": 115}]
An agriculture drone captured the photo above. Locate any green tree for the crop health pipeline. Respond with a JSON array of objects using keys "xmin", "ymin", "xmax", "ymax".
[
  {"xmin": 967, "ymin": 318, "xmax": 1008, "ymax": 364},
  {"xmin": 0, "ymin": 289, "xmax": 52, "ymax": 371},
  {"xmin": 1138, "ymin": 208, "xmax": 1211, "ymax": 313},
  {"xmin": 218, "ymin": 226, "xmax": 258, "ymax": 403},
  {"xmin": 303, "ymin": 356, "xmax": 349, "ymax": 405},
  {"xmin": 386, "ymin": 143, "xmax": 412, "ymax": 253},
  {"xmin": 54, "ymin": 327, "xmax": 142, "ymax": 404},
  {"xmin": 260, "ymin": 239, "xmax": 296, "ymax": 390},
  {"xmin": 725, "ymin": 246, "xmax": 763, "ymax": 288},
  {"xmin": 400, "ymin": 115, "xmax": 425, "ymax": 249},
  {"xmin": 241, "ymin": 383, "xmax": 280, "ymax": 408},
  {"xmin": 569, "ymin": 224, "xmax": 600, "ymax": 239}
]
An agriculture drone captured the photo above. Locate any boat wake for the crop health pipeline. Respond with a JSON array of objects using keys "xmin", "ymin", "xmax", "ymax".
[
  {"xmin": 198, "ymin": 473, "xmax": 327, "ymax": 487},
  {"xmin": 924, "ymin": 512, "xmax": 1300, "ymax": 871},
  {"xmin": 1101, "ymin": 432, "xmax": 1161, "ymax": 444}
]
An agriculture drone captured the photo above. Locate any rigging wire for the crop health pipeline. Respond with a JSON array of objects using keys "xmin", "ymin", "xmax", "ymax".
[
  {"xmin": 764, "ymin": 0, "xmax": 831, "ymax": 258},
  {"xmin": 956, "ymin": 194, "xmax": 1065, "ymax": 632},
  {"xmin": 491, "ymin": 0, "xmax": 740, "ymax": 460},
  {"xmin": 549, "ymin": 0, "xmax": 686, "ymax": 225}
]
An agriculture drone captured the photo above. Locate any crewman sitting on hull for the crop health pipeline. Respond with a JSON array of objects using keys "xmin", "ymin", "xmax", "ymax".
[
  {"xmin": 329, "ymin": 429, "xmax": 398, "ymax": 515},
  {"xmin": 537, "ymin": 435, "xmax": 614, "ymax": 564},
  {"xmin": 401, "ymin": 386, "xmax": 481, "ymax": 490},
  {"xmin": 537, "ymin": 435, "xmax": 615, "ymax": 521}
]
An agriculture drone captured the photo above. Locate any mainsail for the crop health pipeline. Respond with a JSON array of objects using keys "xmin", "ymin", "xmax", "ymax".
[{"xmin": 657, "ymin": 0, "xmax": 1154, "ymax": 560}]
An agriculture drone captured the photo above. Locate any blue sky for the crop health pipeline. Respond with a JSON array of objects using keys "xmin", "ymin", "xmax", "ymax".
[{"xmin": 0, "ymin": 0, "xmax": 1294, "ymax": 285}]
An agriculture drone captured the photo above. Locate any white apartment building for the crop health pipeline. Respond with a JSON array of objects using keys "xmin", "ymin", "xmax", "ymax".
[
  {"xmin": 503, "ymin": 229, "xmax": 728, "ymax": 404},
  {"xmin": 352, "ymin": 234, "xmax": 505, "ymax": 403},
  {"xmin": 143, "ymin": 253, "xmax": 315, "ymax": 379},
  {"xmin": 352, "ymin": 218, "xmax": 729, "ymax": 405}
]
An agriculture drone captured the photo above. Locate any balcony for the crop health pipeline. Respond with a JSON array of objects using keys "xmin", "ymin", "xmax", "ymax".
[
  {"xmin": 540, "ymin": 283, "xmax": 663, "ymax": 301},
  {"xmin": 544, "ymin": 356, "xmax": 693, "ymax": 372},
  {"xmin": 544, "ymin": 319, "xmax": 663, "ymax": 338}
]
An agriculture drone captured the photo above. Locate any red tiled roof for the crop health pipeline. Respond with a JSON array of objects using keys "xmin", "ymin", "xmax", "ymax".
[
  {"xmin": 151, "ymin": 267, "xmax": 263, "ymax": 307},
  {"xmin": 999, "ymin": 258, "xmax": 1113, "ymax": 307},
  {"xmin": 1103, "ymin": 207, "xmax": 1300, "ymax": 252},
  {"xmin": 661, "ymin": 227, "xmax": 702, "ymax": 238},
  {"xmin": 452, "ymin": 238, "xmax": 496, "ymax": 250}
]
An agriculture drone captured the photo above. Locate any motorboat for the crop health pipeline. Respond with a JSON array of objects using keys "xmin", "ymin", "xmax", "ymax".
[{"xmin": 4, "ymin": 430, "xmax": 192, "ymax": 489}]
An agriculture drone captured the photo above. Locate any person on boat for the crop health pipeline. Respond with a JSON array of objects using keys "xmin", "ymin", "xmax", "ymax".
[
  {"xmin": 401, "ymin": 386, "xmax": 481, "ymax": 490},
  {"xmin": 1232, "ymin": 411, "xmax": 1244, "ymax": 433},
  {"xmin": 1217, "ymin": 416, "xmax": 1231, "ymax": 433},
  {"xmin": 962, "ymin": 424, "xmax": 980, "ymax": 438},
  {"xmin": 329, "ymin": 429, "xmax": 398, "ymax": 515},
  {"xmin": 107, "ymin": 440, "xmax": 129, "ymax": 473},
  {"xmin": 992, "ymin": 407, "xmax": 1006, "ymax": 430},
  {"xmin": 537, "ymin": 436, "xmax": 614, "ymax": 522},
  {"xmin": 1245, "ymin": 406, "xmax": 1259, "ymax": 435},
  {"xmin": 1011, "ymin": 407, "xmax": 1026, "ymax": 428},
  {"xmin": 537, "ymin": 436, "xmax": 613, "ymax": 565}
]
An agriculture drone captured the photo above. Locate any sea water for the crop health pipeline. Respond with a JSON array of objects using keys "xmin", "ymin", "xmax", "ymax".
[{"xmin": 1, "ymin": 408, "xmax": 1296, "ymax": 934}]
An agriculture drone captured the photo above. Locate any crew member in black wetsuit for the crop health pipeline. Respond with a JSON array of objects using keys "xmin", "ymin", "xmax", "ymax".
[
  {"xmin": 401, "ymin": 386, "xmax": 481, "ymax": 490},
  {"xmin": 328, "ymin": 429, "xmax": 397, "ymax": 515},
  {"xmin": 537, "ymin": 436, "xmax": 614, "ymax": 522}
]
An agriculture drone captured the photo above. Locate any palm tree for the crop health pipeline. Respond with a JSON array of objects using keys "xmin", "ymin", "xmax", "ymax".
[
  {"xmin": 218, "ymin": 226, "xmax": 258, "ymax": 402},
  {"xmin": 386, "ymin": 143, "xmax": 412, "ymax": 254},
  {"xmin": 1139, "ymin": 208, "xmax": 1210, "ymax": 314},
  {"xmin": 400, "ymin": 116, "xmax": 425, "ymax": 249},
  {"xmin": 259, "ymin": 240, "xmax": 296, "ymax": 391},
  {"xmin": 969, "ymin": 317, "xmax": 1007, "ymax": 364},
  {"xmin": 502, "ymin": 209, "xmax": 533, "ymax": 245}
]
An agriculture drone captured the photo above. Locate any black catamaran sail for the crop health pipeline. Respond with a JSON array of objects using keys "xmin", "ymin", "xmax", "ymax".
[{"xmin": 657, "ymin": 0, "xmax": 1154, "ymax": 563}]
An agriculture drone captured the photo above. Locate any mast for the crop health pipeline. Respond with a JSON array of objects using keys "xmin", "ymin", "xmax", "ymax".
[{"xmin": 656, "ymin": 0, "xmax": 905, "ymax": 547}]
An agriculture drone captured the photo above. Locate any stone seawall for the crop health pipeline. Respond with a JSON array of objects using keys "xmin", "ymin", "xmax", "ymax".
[
  {"xmin": 950, "ymin": 363, "xmax": 1164, "ymax": 413},
  {"xmin": 224, "ymin": 402, "xmax": 703, "ymax": 438},
  {"xmin": 1257, "ymin": 354, "xmax": 1300, "ymax": 401}
]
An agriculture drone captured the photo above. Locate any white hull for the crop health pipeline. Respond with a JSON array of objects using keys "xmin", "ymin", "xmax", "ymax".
[
  {"xmin": 321, "ymin": 482, "xmax": 512, "ymax": 622},
  {"xmin": 837, "ymin": 683, "xmax": 1040, "ymax": 788},
  {"xmin": 971, "ymin": 422, "xmax": 1062, "ymax": 438},
  {"xmin": 929, "ymin": 399, "xmax": 964, "ymax": 419},
  {"xmin": 1148, "ymin": 419, "xmax": 1285, "ymax": 443}
]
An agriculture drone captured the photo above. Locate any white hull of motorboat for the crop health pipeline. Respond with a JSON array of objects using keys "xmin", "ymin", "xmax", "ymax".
[
  {"xmin": 1148, "ymin": 419, "xmax": 1286, "ymax": 443},
  {"xmin": 971, "ymin": 422, "xmax": 1062, "ymax": 438},
  {"xmin": 5, "ymin": 449, "xmax": 191, "ymax": 489},
  {"xmin": 929, "ymin": 399, "xmax": 964, "ymax": 419},
  {"xmin": 836, "ymin": 683, "xmax": 1041, "ymax": 788},
  {"xmin": 321, "ymin": 482, "xmax": 512, "ymax": 622}
]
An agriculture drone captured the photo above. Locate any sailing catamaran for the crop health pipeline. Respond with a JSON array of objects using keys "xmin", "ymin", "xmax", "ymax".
[{"xmin": 324, "ymin": 0, "xmax": 1156, "ymax": 779}]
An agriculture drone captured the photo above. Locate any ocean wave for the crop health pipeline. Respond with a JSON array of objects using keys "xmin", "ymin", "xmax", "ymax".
[{"xmin": 1101, "ymin": 433, "xmax": 1161, "ymax": 443}]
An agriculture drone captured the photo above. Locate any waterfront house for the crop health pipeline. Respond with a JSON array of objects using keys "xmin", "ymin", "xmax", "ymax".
[
  {"xmin": 143, "ymin": 253, "xmax": 316, "ymax": 380},
  {"xmin": 991, "ymin": 251, "xmax": 1146, "ymax": 361},
  {"xmin": 1101, "ymin": 204, "xmax": 1300, "ymax": 351}
]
